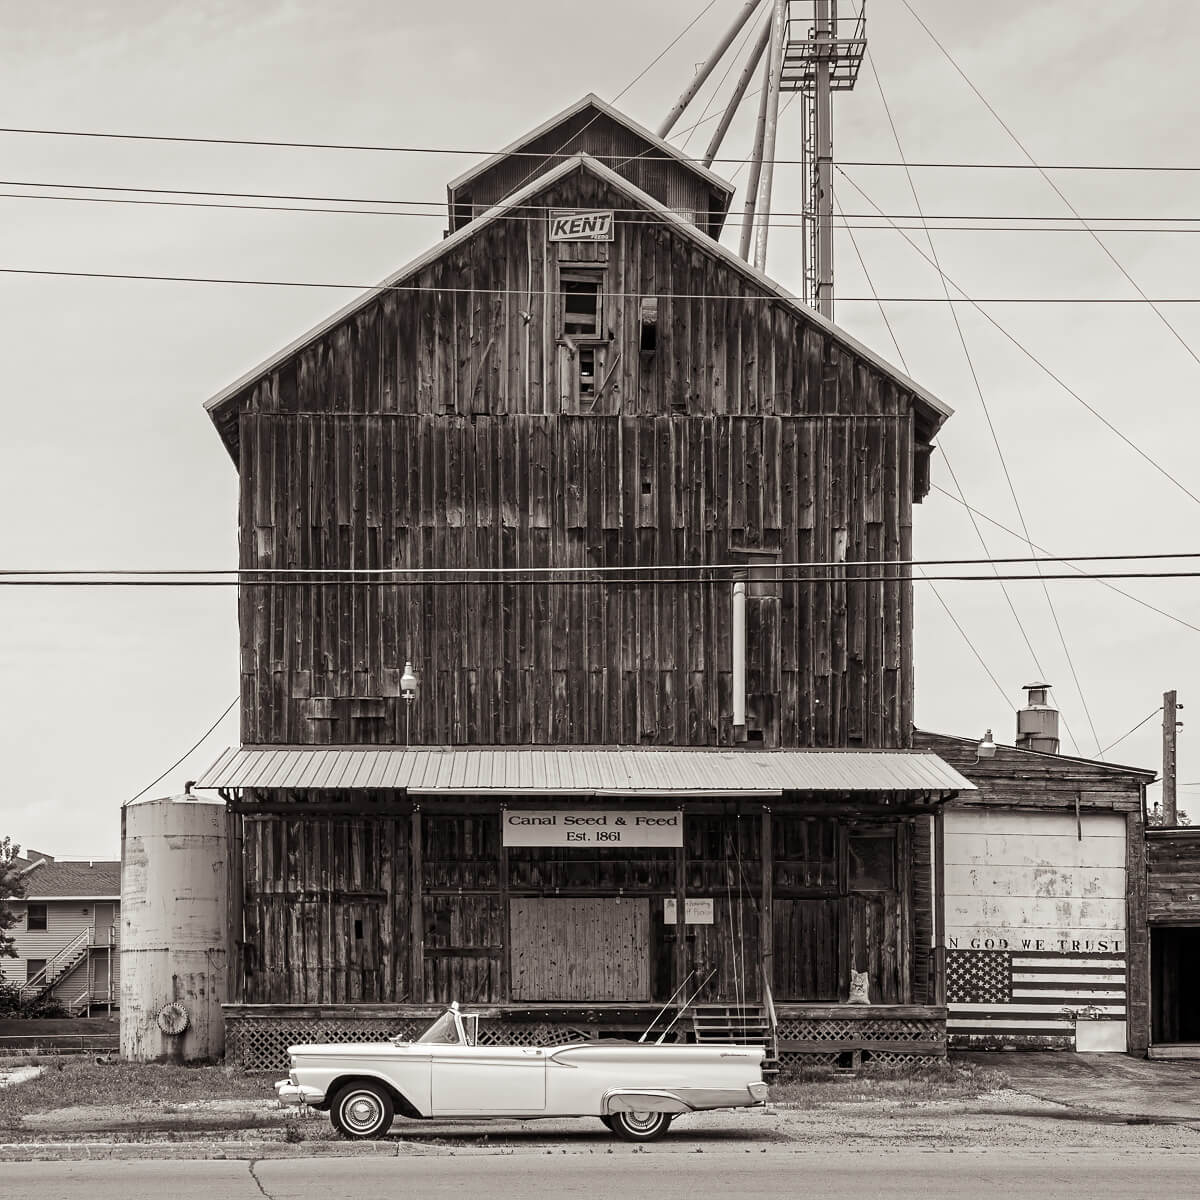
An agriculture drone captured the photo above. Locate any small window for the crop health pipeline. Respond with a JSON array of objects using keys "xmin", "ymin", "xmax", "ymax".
[
  {"xmin": 561, "ymin": 269, "xmax": 603, "ymax": 337},
  {"xmin": 354, "ymin": 919, "xmax": 364, "ymax": 941},
  {"xmin": 26, "ymin": 904, "xmax": 47, "ymax": 931},
  {"xmin": 26, "ymin": 958, "xmax": 47, "ymax": 983},
  {"xmin": 849, "ymin": 834, "xmax": 896, "ymax": 891},
  {"xmin": 579, "ymin": 347, "xmax": 596, "ymax": 396}
]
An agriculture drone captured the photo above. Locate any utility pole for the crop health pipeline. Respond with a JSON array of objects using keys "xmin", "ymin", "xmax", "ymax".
[
  {"xmin": 1163, "ymin": 689, "xmax": 1181, "ymax": 826},
  {"xmin": 778, "ymin": 2, "xmax": 866, "ymax": 308},
  {"xmin": 812, "ymin": 0, "xmax": 835, "ymax": 319},
  {"xmin": 661, "ymin": 2, "xmax": 866, "ymax": 287}
]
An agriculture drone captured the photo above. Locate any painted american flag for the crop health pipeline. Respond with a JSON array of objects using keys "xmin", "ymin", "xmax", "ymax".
[{"xmin": 947, "ymin": 948, "xmax": 1126, "ymax": 1040}]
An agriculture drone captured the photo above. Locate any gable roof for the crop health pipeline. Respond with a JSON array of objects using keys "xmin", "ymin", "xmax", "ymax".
[
  {"xmin": 914, "ymin": 729, "xmax": 1156, "ymax": 782},
  {"xmin": 14, "ymin": 857, "xmax": 120, "ymax": 900},
  {"xmin": 445, "ymin": 93, "xmax": 736, "ymax": 214},
  {"xmin": 206, "ymin": 152, "xmax": 953, "ymax": 456}
]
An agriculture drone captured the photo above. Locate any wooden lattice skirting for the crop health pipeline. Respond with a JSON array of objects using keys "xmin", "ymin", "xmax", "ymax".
[{"xmin": 227, "ymin": 1015, "xmax": 592, "ymax": 1072}]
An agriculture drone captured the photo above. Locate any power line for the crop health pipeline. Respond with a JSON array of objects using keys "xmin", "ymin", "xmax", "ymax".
[
  {"xmin": 836, "ymin": 122, "xmax": 1016, "ymax": 719},
  {"xmin": 10, "ymin": 190, "xmax": 1200, "ymax": 234},
  {"xmin": 5, "ymin": 550, "xmax": 1200, "ymax": 576},
  {"xmin": 9, "ymin": 176, "xmax": 1200, "ymax": 223},
  {"xmin": 868, "ymin": 44, "xmax": 1099, "ymax": 758},
  {"xmin": 4, "ymin": 264, "xmax": 1200, "ymax": 303},
  {"xmin": 930, "ymin": 485, "xmax": 1200, "ymax": 637},
  {"xmin": 124, "ymin": 696, "xmax": 238, "ymax": 807},
  {"xmin": 1098, "ymin": 707, "xmax": 1163, "ymax": 757},
  {"xmin": 4, "ymin": 121, "xmax": 1200, "ymax": 173},
  {"xmin": 3, "ymin": 570, "xmax": 1200, "ymax": 587},
  {"xmin": 836, "ymin": 168, "xmax": 1200, "ymax": 510},
  {"xmin": 862, "ymin": 40, "xmax": 1094, "ymax": 755},
  {"xmin": 613, "ymin": 1, "xmax": 718, "ymax": 102},
  {"xmin": 918, "ymin": 568, "xmax": 1016, "ymax": 713},
  {"xmin": 901, "ymin": 0, "xmax": 1200, "ymax": 376}
]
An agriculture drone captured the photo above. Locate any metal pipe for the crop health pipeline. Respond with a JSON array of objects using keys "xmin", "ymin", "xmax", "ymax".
[
  {"xmin": 733, "ymin": 579, "xmax": 747, "ymax": 730},
  {"xmin": 702, "ymin": 15, "xmax": 773, "ymax": 169},
  {"xmin": 737, "ymin": 44, "xmax": 774, "ymax": 261},
  {"xmin": 752, "ymin": 0, "xmax": 789, "ymax": 272},
  {"xmin": 658, "ymin": 0, "xmax": 766, "ymax": 138}
]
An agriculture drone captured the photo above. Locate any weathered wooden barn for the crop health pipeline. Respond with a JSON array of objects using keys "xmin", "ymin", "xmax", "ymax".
[
  {"xmin": 196, "ymin": 94, "xmax": 973, "ymax": 1070},
  {"xmin": 917, "ymin": 715, "xmax": 1154, "ymax": 1054}
]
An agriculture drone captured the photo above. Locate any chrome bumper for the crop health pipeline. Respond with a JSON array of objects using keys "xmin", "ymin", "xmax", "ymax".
[
  {"xmin": 275, "ymin": 1078, "xmax": 324, "ymax": 1107},
  {"xmin": 748, "ymin": 1081, "xmax": 769, "ymax": 1103}
]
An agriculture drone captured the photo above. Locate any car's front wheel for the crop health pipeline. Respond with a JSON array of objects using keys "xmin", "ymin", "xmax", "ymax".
[
  {"xmin": 330, "ymin": 1081, "xmax": 395, "ymax": 1140},
  {"xmin": 607, "ymin": 1110, "xmax": 673, "ymax": 1142}
]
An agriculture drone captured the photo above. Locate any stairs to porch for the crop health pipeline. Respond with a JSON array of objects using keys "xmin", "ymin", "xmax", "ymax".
[{"xmin": 691, "ymin": 1004, "xmax": 778, "ymax": 1076}]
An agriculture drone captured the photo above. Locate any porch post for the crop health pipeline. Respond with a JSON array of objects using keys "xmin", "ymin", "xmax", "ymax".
[{"xmin": 410, "ymin": 807, "xmax": 424, "ymax": 1001}]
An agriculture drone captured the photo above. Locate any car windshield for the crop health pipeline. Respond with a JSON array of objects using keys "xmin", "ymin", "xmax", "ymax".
[{"xmin": 415, "ymin": 1011, "xmax": 460, "ymax": 1045}]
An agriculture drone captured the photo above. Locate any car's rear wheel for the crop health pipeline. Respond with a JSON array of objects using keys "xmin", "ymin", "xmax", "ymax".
[
  {"xmin": 608, "ymin": 1110, "xmax": 672, "ymax": 1142},
  {"xmin": 330, "ymin": 1082, "xmax": 395, "ymax": 1140}
]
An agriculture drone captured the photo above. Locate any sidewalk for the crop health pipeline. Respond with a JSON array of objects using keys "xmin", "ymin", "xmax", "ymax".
[{"xmin": 957, "ymin": 1052, "xmax": 1200, "ymax": 1124}]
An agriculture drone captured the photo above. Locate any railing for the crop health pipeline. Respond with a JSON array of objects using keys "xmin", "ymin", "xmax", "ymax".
[
  {"xmin": 760, "ymin": 964, "xmax": 780, "ymax": 1065},
  {"xmin": 17, "ymin": 925, "xmax": 118, "ymax": 1004}
]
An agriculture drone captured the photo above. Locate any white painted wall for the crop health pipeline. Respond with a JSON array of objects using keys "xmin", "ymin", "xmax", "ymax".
[
  {"xmin": 944, "ymin": 809, "xmax": 1127, "ymax": 1051},
  {"xmin": 1, "ymin": 900, "xmax": 121, "ymax": 1004}
]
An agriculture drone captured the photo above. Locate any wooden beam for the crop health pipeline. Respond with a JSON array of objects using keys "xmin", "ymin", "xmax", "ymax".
[
  {"xmin": 225, "ymin": 804, "xmax": 244, "ymax": 1004},
  {"xmin": 1126, "ymin": 805, "xmax": 1150, "ymax": 1051},
  {"xmin": 675, "ymin": 835, "xmax": 687, "ymax": 1011},
  {"xmin": 760, "ymin": 805, "xmax": 774, "ymax": 996},
  {"xmin": 933, "ymin": 808, "xmax": 946, "ymax": 1007},
  {"xmin": 410, "ymin": 807, "xmax": 424, "ymax": 1002},
  {"xmin": 499, "ymin": 841, "xmax": 511, "ymax": 1003}
]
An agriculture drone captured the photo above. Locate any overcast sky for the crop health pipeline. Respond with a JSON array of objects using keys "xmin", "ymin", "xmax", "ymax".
[{"xmin": 3, "ymin": 0, "xmax": 1198, "ymax": 858}]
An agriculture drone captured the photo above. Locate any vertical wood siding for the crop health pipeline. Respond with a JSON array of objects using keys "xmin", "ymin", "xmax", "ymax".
[
  {"xmin": 240, "ymin": 812, "xmax": 407, "ymax": 1004},
  {"xmin": 235, "ymin": 167, "xmax": 919, "ymax": 751},
  {"xmin": 448, "ymin": 110, "xmax": 725, "ymax": 237}
]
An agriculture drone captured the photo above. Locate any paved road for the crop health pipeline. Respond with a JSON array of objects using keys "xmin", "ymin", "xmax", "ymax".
[{"xmin": 8, "ymin": 1151, "xmax": 1200, "ymax": 1200}]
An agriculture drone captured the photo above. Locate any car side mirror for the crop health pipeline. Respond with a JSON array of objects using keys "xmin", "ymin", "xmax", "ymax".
[{"xmin": 462, "ymin": 1014, "xmax": 479, "ymax": 1047}]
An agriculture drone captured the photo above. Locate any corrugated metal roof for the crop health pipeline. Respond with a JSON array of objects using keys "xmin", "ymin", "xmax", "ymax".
[{"xmin": 195, "ymin": 746, "xmax": 975, "ymax": 796}]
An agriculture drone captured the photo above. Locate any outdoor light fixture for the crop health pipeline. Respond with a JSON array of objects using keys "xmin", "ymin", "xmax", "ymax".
[
  {"xmin": 401, "ymin": 661, "xmax": 418, "ymax": 700},
  {"xmin": 975, "ymin": 729, "xmax": 997, "ymax": 762},
  {"xmin": 401, "ymin": 660, "xmax": 419, "ymax": 746}
]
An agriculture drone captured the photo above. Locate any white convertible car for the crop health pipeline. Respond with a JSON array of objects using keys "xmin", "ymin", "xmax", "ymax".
[{"xmin": 276, "ymin": 1003, "xmax": 768, "ymax": 1141}]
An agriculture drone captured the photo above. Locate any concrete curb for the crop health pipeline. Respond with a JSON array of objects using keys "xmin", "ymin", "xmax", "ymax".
[{"xmin": 0, "ymin": 1139, "xmax": 500, "ymax": 1162}]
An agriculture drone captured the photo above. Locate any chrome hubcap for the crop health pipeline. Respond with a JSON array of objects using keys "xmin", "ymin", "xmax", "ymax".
[
  {"xmin": 623, "ymin": 1111, "xmax": 660, "ymax": 1132},
  {"xmin": 343, "ymin": 1092, "xmax": 382, "ymax": 1133}
]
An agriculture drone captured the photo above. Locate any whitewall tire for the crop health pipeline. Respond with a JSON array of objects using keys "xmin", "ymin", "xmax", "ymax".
[
  {"xmin": 330, "ymin": 1082, "xmax": 395, "ymax": 1139},
  {"xmin": 608, "ymin": 1110, "xmax": 673, "ymax": 1142}
]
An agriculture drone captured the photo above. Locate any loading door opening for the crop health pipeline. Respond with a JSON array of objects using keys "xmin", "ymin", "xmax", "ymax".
[{"xmin": 1151, "ymin": 926, "xmax": 1200, "ymax": 1044}]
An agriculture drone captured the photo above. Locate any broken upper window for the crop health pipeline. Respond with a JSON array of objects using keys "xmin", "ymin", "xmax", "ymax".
[{"xmin": 561, "ymin": 269, "xmax": 603, "ymax": 338}]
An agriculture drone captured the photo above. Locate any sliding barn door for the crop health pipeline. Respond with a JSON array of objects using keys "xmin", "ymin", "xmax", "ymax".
[{"xmin": 509, "ymin": 898, "xmax": 650, "ymax": 1001}]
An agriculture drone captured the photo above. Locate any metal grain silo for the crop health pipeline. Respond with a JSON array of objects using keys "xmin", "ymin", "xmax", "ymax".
[{"xmin": 120, "ymin": 794, "xmax": 228, "ymax": 1062}]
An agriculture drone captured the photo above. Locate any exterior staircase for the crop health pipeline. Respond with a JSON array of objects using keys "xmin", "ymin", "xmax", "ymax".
[
  {"xmin": 18, "ymin": 926, "xmax": 117, "ymax": 1011},
  {"xmin": 692, "ymin": 1004, "xmax": 779, "ymax": 1076}
]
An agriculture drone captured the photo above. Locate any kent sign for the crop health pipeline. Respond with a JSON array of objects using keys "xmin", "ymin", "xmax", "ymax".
[
  {"xmin": 502, "ymin": 809, "xmax": 682, "ymax": 847},
  {"xmin": 548, "ymin": 209, "xmax": 614, "ymax": 242}
]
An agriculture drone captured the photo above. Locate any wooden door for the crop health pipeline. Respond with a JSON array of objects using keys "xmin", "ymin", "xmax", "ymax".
[
  {"xmin": 509, "ymin": 898, "xmax": 650, "ymax": 1001},
  {"xmin": 92, "ymin": 902, "xmax": 116, "ymax": 947}
]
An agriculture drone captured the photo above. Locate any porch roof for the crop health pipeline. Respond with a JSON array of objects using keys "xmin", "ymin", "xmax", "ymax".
[{"xmin": 195, "ymin": 745, "xmax": 975, "ymax": 797}]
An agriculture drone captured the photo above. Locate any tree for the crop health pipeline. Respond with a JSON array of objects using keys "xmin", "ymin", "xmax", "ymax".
[{"xmin": 1, "ymin": 837, "xmax": 24, "ymax": 960}]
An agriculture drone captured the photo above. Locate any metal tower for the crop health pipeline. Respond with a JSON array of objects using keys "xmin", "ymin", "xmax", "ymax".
[{"xmin": 658, "ymin": 1, "xmax": 866, "ymax": 320}]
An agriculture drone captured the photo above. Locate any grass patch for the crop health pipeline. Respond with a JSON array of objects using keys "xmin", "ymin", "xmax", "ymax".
[
  {"xmin": 770, "ymin": 1060, "xmax": 1008, "ymax": 1107},
  {"xmin": 0, "ymin": 1060, "xmax": 269, "ymax": 1129}
]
